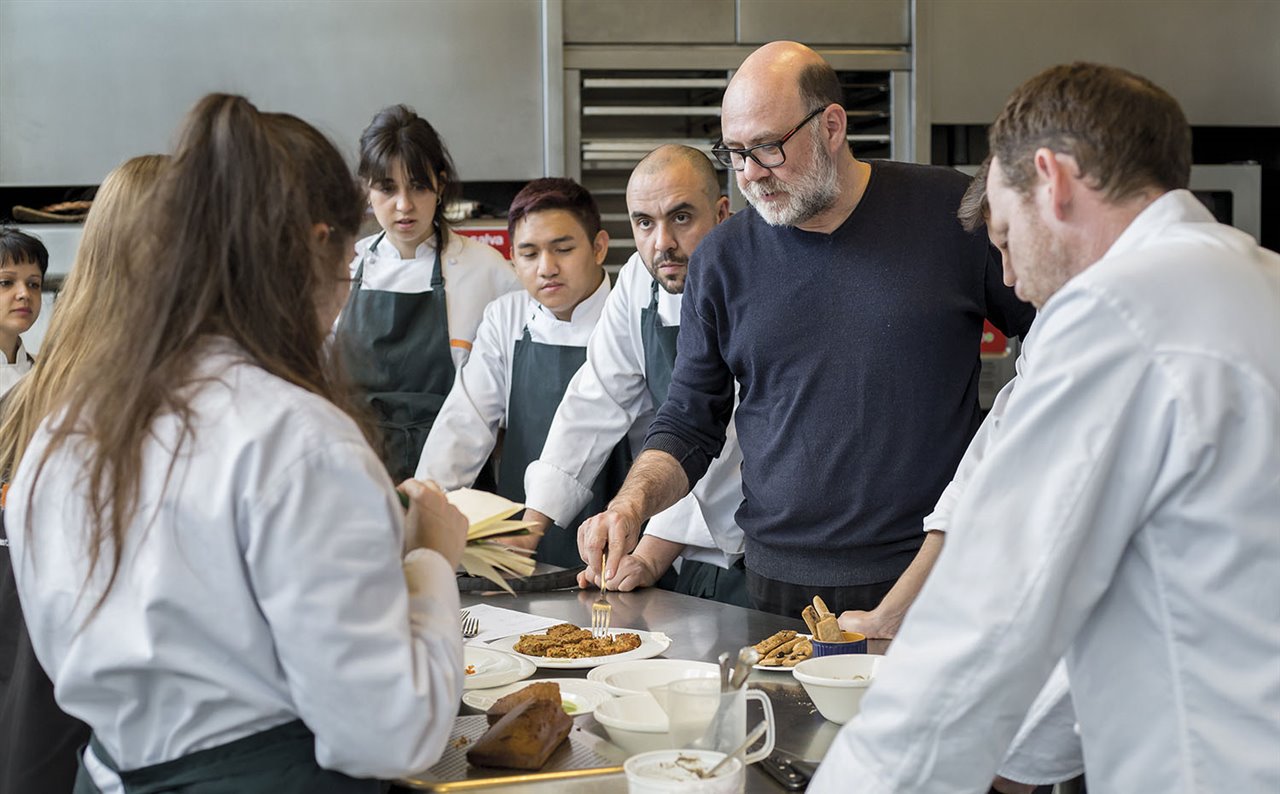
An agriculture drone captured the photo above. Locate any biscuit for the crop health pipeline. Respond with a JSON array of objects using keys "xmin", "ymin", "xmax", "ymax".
[{"xmin": 753, "ymin": 630, "xmax": 797, "ymax": 656}]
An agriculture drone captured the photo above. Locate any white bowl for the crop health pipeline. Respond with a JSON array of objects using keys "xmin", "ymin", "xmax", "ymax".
[
  {"xmin": 791, "ymin": 654, "xmax": 883, "ymax": 724},
  {"xmin": 587, "ymin": 658, "xmax": 719, "ymax": 696},
  {"xmin": 592, "ymin": 692, "xmax": 672, "ymax": 756},
  {"xmin": 624, "ymin": 749, "xmax": 744, "ymax": 794}
]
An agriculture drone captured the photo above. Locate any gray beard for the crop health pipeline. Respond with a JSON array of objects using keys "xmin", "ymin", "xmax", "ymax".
[{"xmin": 743, "ymin": 142, "xmax": 840, "ymax": 227}]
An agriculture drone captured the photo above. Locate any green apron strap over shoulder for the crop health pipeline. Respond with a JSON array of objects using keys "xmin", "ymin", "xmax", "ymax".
[
  {"xmin": 639, "ymin": 279, "xmax": 681, "ymax": 407},
  {"xmin": 74, "ymin": 721, "xmax": 380, "ymax": 794},
  {"xmin": 335, "ymin": 231, "xmax": 456, "ymax": 483},
  {"xmin": 497, "ymin": 325, "xmax": 632, "ymax": 569}
]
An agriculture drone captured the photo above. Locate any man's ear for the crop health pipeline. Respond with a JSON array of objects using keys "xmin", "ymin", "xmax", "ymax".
[
  {"xmin": 819, "ymin": 103, "xmax": 848, "ymax": 154},
  {"xmin": 593, "ymin": 229, "xmax": 611, "ymax": 265},
  {"xmin": 715, "ymin": 195, "xmax": 731, "ymax": 223},
  {"xmin": 1034, "ymin": 148, "xmax": 1078, "ymax": 223}
]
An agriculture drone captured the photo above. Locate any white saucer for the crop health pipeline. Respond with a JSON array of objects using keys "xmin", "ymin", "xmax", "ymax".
[
  {"xmin": 461, "ymin": 678, "xmax": 615, "ymax": 717},
  {"xmin": 463, "ymin": 645, "xmax": 537, "ymax": 690}
]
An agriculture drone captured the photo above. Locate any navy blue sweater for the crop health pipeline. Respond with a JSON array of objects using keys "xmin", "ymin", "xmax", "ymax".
[{"xmin": 644, "ymin": 161, "xmax": 1035, "ymax": 587}]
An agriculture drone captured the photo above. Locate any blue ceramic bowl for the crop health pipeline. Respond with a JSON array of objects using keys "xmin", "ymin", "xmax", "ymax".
[{"xmin": 810, "ymin": 631, "xmax": 867, "ymax": 657}]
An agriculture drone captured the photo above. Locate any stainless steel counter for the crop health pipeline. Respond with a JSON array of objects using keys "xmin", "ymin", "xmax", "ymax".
[{"xmin": 435, "ymin": 585, "xmax": 887, "ymax": 793}]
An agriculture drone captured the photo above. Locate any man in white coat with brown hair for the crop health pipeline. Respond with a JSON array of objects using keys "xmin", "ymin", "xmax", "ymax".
[{"xmin": 810, "ymin": 62, "xmax": 1280, "ymax": 793}]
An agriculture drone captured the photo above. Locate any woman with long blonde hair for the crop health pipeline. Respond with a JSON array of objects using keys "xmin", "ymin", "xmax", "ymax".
[
  {"xmin": 0, "ymin": 154, "xmax": 166, "ymax": 794},
  {"xmin": 6, "ymin": 95, "xmax": 467, "ymax": 793}
]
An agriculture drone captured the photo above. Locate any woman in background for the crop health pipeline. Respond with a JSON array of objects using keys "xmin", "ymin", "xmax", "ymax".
[
  {"xmin": 7, "ymin": 95, "xmax": 467, "ymax": 793},
  {"xmin": 0, "ymin": 153, "xmax": 167, "ymax": 794},
  {"xmin": 335, "ymin": 104, "xmax": 518, "ymax": 482},
  {"xmin": 0, "ymin": 227, "xmax": 48, "ymax": 397}
]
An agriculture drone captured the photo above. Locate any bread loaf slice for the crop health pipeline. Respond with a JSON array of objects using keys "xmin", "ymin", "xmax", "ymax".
[
  {"xmin": 486, "ymin": 681, "xmax": 562, "ymax": 725},
  {"xmin": 466, "ymin": 698, "xmax": 572, "ymax": 770}
]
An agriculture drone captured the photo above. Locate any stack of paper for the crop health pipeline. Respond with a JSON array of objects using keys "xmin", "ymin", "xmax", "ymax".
[{"xmin": 446, "ymin": 489, "xmax": 539, "ymax": 594}]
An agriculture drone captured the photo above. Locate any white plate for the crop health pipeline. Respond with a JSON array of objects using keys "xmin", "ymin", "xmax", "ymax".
[
  {"xmin": 463, "ymin": 645, "xmax": 537, "ymax": 690},
  {"xmin": 461, "ymin": 678, "xmax": 616, "ymax": 717},
  {"xmin": 753, "ymin": 633, "xmax": 813, "ymax": 670},
  {"xmin": 485, "ymin": 627, "xmax": 672, "ymax": 669},
  {"xmin": 587, "ymin": 658, "xmax": 720, "ymax": 696}
]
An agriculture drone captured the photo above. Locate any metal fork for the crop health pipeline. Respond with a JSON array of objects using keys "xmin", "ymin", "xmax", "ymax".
[
  {"xmin": 461, "ymin": 610, "xmax": 479, "ymax": 639},
  {"xmin": 591, "ymin": 552, "xmax": 612, "ymax": 638}
]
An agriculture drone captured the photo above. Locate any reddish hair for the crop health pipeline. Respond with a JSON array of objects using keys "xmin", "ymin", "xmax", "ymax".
[{"xmin": 507, "ymin": 178, "xmax": 601, "ymax": 239}]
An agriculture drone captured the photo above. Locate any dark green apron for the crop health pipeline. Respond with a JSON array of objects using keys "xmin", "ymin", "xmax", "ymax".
[
  {"xmin": 639, "ymin": 279, "xmax": 680, "ymax": 408},
  {"xmin": 639, "ymin": 278, "xmax": 745, "ymax": 604},
  {"xmin": 73, "ymin": 720, "xmax": 379, "ymax": 794},
  {"xmin": 335, "ymin": 232, "xmax": 454, "ymax": 483},
  {"xmin": 496, "ymin": 326, "xmax": 632, "ymax": 569}
]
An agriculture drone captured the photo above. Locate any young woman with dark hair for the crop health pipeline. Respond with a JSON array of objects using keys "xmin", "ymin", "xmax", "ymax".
[
  {"xmin": 6, "ymin": 96, "xmax": 468, "ymax": 793},
  {"xmin": 335, "ymin": 104, "xmax": 518, "ymax": 483}
]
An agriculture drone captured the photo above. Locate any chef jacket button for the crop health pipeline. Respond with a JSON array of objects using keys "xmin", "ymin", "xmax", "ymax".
[{"xmin": 448, "ymin": 258, "xmax": 457, "ymax": 265}]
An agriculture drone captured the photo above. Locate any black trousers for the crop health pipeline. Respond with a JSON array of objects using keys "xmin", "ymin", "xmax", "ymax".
[
  {"xmin": 3, "ymin": 523, "xmax": 90, "ymax": 794},
  {"xmin": 745, "ymin": 568, "xmax": 896, "ymax": 618}
]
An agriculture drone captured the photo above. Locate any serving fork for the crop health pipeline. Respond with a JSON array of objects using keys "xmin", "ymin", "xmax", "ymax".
[
  {"xmin": 590, "ymin": 552, "xmax": 612, "ymax": 638},
  {"xmin": 461, "ymin": 610, "xmax": 479, "ymax": 639}
]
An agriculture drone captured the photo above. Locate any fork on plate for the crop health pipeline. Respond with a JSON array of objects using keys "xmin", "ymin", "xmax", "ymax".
[
  {"xmin": 591, "ymin": 552, "xmax": 612, "ymax": 638},
  {"xmin": 461, "ymin": 610, "xmax": 479, "ymax": 639}
]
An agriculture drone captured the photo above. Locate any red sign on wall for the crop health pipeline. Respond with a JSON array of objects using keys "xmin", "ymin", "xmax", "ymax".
[
  {"xmin": 981, "ymin": 320, "xmax": 1009, "ymax": 356},
  {"xmin": 456, "ymin": 226, "xmax": 511, "ymax": 260}
]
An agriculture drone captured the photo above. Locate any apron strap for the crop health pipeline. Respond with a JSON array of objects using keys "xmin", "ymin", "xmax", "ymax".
[
  {"xmin": 649, "ymin": 277, "xmax": 660, "ymax": 309},
  {"xmin": 350, "ymin": 230, "xmax": 385, "ymax": 286},
  {"xmin": 430, "ymin": 232, "xmax": 444, "ymax": 290}
]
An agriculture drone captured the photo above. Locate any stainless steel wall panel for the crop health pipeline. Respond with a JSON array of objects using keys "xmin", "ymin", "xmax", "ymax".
[
  {"xmin": 563, "ymin": 0, "xmax": 736, "ymax": 44},
  {"xmin": 920, "ymin": 0, "xmax": 1280, "ymax": 126},
  {"xmin": 736, "ymin": 0, "xmax": 910, "ymax": 46},
  {"xmin": 0, "ymin": 0, "xmax": 547, "ymax": 185}
]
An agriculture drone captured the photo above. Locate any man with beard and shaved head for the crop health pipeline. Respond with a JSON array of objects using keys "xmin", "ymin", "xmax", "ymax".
[
  {"xmin": 576, "ymin": 42, "xmax": 1035, "ymax": 618},
  {"xmin": 522, "ymin": 146, "xmax": 750, "ymax": 604}
]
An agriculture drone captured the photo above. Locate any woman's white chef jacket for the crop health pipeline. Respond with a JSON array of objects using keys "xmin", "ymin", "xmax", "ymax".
[
  {"xmin": 7, "ymin": 339, "xmax": 465, "ymax": 787},
  {"xmin": 522, "ymin": 253, "xmax": 745, "ymax": 569},
  {"xmin": 923, "ymin": 356, "xmax": 1084, "ymax": 786},
  {"xmin": 0, "ymin": 339, "xmax": 33, "ymax": 397},
  {"xmin": 347, "ymin": 231, "xmax": 521, "ymax": 367},
  {"xmin": 810, "ymin": 191, "xmax": 1280, "ymax": 793},
  {"xmin": 415, "ymin": 276, "xmax": 618, "ymax": 489}
]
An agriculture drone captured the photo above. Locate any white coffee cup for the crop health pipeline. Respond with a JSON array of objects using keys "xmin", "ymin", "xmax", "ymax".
[{"xmin": 624, "ymin": 749, "xmax": 744, "ymax": 794}]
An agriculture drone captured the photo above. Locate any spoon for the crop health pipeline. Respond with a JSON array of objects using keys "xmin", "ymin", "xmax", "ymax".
[
  {"xmin": 717, "ymin": 650, "xmax": 733, "ymax": 692},
  {"xmin": 729, "ymin": 646, "xmax": 759, "ymax": 690},
  {"xmin": 704, "ymin": 720, "xmax": 768, "ymax": 778}
]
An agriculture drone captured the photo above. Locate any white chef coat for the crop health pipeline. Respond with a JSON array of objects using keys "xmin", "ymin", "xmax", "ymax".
[
  {"xmin": 0, "ymin": 338, "xmax": 33, "ymax": 397},
  {"xmin": 346, "ymin": 231, "xmax": 521, "ymax": 367},
  {"xmin": 811, "ymin": 191, "xmax": 1280, "ymax": 793},
  {"xmin": 523, "ymin": 254, "xmax": 746, "ymax": 569},
  {"xmin": 7, "ymin": 339, "xmax": 464, "ymax": 784},
  {"xmin": 416, "ymin": 276, "xmax": 623, "ymax": 489},
  {"xmin": 921, "ymin": 356, "xmax": 1085, "ymax": 785}
]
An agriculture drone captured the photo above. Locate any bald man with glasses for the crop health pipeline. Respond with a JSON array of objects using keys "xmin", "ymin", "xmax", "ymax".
[{"xmin": 578, "ymin": 41, "xmax": 1035, "ymax": 619}]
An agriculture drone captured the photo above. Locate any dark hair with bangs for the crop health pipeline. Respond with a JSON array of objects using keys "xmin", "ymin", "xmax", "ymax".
[
  {"xmin": 26, "ymin": 94, "xmax": 368, "ymax": 613},
  {"xmin": 357, "ymin": 104, "xmax": 460, "ymax": 251},
  {"xmin": 0, "ymin": 228, "xmax": 50, "ymax": 275},
  {"xmin": 507, "ymin": 178, "xmax": 601, "ymax": 240}
]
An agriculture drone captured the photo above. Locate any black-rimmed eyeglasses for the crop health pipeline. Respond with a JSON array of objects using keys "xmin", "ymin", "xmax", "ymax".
[{"xmin": 711, "ymin": 107, "xmax": 826, "ymax": 171}]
